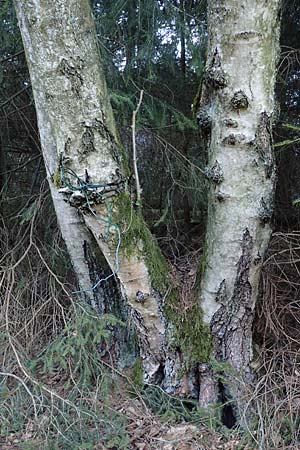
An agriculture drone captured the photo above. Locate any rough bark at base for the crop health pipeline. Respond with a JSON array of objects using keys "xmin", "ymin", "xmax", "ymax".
[
  {"xmin": 198, "ymin": 0, "xmax": 281, "ymax": 416},
  {"xmin": 84, "ymin": 210, "xmax": 166, "ymax": 382}
]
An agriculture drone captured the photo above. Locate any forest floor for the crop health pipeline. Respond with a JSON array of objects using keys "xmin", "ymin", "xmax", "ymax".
[
  {"xmin": 0, "ymin": 384, "xmax": 255, "ymax": 450},
  {"xmin": 2, "ymin": 203, "xmax": 300, "ymax": 449}
]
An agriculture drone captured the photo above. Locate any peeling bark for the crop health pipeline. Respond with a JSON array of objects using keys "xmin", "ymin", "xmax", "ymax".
[{"xmin": 198, "ymin": 0, "xmax": 281, "ymax": 415}]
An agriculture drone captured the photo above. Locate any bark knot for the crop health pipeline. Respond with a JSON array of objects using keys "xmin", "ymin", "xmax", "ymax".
[
  {"xmin": 204, "ymin": 161, "xmax": 224, "ymax": 184},
  {"xmin": 222, "ymin": 133, "xmax": 246, "ymax": 146},
  {"xmin": 205, "ymin": 49, "xmax": 227, "ymax": 90},
  {"xmin": 196, "ymin": 109, "xmax": 212, "ymax": 134},
  {"xmin": 234, "ymin": 31, "xmax": 261, "ymax": 40},
  {"xmin": 136, "ymin": 291, "xmax": 150, "ymax": 303},
  {"xmin": 215, "ymin": 190, "xmax": 230, "ymax": 202},
  {"xmin": 223, "ymin": 118, "xmax": 238, "ymax": 128},
  {"xmin": 230, "ymin": 91, "xmax": 249, "ymax": 110}
]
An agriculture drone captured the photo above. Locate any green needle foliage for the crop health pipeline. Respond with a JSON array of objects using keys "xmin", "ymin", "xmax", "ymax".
[
  {"xmin": 93, "ymin": 0, "xmax": 207, "ymax": 131},
  {"xmin": 30, "ymin": 307, "xmax": 123, "ymax": 387}
]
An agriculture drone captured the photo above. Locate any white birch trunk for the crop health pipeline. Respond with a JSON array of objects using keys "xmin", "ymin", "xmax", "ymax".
[
  {"xmin": 14, "ymin": 0, "xmax": 281, "ymax": 414},
  {"xmin": 197, "ymin": 0, "xmax": 281, "ymax": 414},
  {"xmin": 13, "ymin": 0, "xmax": 166, "ymax": 382}
]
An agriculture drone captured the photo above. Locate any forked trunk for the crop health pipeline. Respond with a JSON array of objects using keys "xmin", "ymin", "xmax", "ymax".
[{"xmin": 14, "ymin": 0, "xmax": 282, "ymax": 419}]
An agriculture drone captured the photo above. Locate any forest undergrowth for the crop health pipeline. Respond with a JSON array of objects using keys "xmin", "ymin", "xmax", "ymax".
[{"xmin": 1, "ymin": 182, "xmax": 300, "ymax": 450}]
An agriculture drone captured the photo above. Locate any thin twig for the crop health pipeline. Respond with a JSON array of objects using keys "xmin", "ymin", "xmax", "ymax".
[
  {"xmin": 0, "ymin": 85, "xmax": 31, "ymax": 110},
  {"xmin": 0, "ymin": 371, "xmax": 39, "ymax": 420},
  {"xmin": 132, "ymin": 90, "xmax": 144, "ymax": 208},
  {"xmin": 0, "ymin": 50, "xmax": 25, "ymax": 64}
]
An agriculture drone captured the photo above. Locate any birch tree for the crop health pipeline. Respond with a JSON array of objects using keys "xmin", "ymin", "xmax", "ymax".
[
  {"xmin": 14, "ymin": 0, "xmax": 281, "ymax": 423},
  {"xmin": 196, "ymin": 0, "xmax": 281, "ymax": 415},
  {"xmin": 13, "ymin": 0, "xmax": 172, "ymax": 384}
]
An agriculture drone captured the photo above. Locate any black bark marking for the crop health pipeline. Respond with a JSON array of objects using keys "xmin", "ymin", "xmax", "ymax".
[
  {"xmin": 204, "ymin": 160, "xmax": 224, "ymax": 184},
  {"xmin": 223, "ymin": 118, "xmax": 238, "ymax": 128},
  {"xmin": 230, "ymin": 90, "xmax": 249, "ymax": 110},
  {"xmin": 83, "ymin": 239, "xmax": 106, "ymax": 313},
  {"xmin": 232, "ymin": 229, "xmax": 253, "ymax": 304},
  {"xmin": 222, "ymin": 133, "xmax": 246, "ymax": 146},
  {"xmin": 209, "ymin": 229, "xmax": 255, "ymax": 420},
  {"xmin": 216, "ymin": 280, "xmax": 227, "ymax": 304},
  {"xmin": 130, "ymin": 308, "xmax": 163, "ymax": 383},
  {"xmin": 69, "ymin": 191, "xmax": 86, "ymax": 207},
  {"xmin": 83, "ymin": 239, "xmax": 121, "ymax": 315},
  {"xmin": 81, "ymin": 126, "xmax": 95, "ymax": 154},
  {"xmin": 253, "ymin": 252, "xmax": 261, "ymax": 266},
  {"xmin": 136, "ymin": 291, "xmax": 150, "ymax": 303},
  {"xmin": 92, "ymin": 118, "xmax": 122, "ymax": 165},
  {"xmin": 93, "ymin": 117, "xmax": 112, "ymax": 141},
  {"xmin": 58, "ymin": 58, "xmax": 83, "ymax": 97},
  {"xmin": 82, "ymin": 239, "xmax": 134, "ymax": 365},
  {"xmin": 255, "ymin": 112, "xmax": 274, "ymax": 178},
  {"xmin": 205, "ymin": 48, "xmax": 227, "ymax": 89},
  {"xmin": 259, "ymin": 197, "xmax": 273, "ymax": 225},
  {"xmin": 215, "ymin": 190, "xmax": 230, "ymax": 202},
  {"xmin": 209, "ymin": 5, "xmax": 231, "ymax": 22},
  {"xmin": 64, "ymin": 137, "xmax": 72, "ymax": 154},
  {"xmin": 45, "ymin": 91, "xmax": 54, "ymax": 102},
  {"xmin": 234, "ymin": 31, "xmax": 261, "ymax": 40},
  {"xmin": 85, "ymin": 169, "xmax": 91, "ymax": 184},
  {"xmin": 211, "ymin": 229, "xmax": 254, "ymax": 372}
]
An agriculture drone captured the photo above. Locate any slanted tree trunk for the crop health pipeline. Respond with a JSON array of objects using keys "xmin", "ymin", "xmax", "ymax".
[
  {"xmin": 197, "ymin": 0, "xmax": 281, "ymax": 416},
  {"xmin": 13, "ymin": 0, "xmax": 170, "ymax": 383}
]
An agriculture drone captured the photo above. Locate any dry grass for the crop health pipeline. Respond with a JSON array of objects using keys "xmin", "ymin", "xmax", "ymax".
[
  {"xmin": 2, "ymin": 180, "xmax": 300, "ymax": 449},
  {"xmin": 0, "ymin": 185, "xmax": 248, "ymax": 449},
  {"xmin": 251, "ymin": 232, "xmax": 300, "ymax": 449}
]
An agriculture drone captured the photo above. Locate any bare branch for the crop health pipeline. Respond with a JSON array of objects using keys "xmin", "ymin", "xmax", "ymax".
[{"xmin": 132, "ymin": 89, "xmax": 144, "ymax": 207}]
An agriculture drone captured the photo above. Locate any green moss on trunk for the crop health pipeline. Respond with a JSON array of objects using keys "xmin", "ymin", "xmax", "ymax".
[
  {"xmin": 130, "ymin": 357, "xmax": 144, "ymax": 391},
  {"xmin": 165, "ymin": 300, "xmax": 212, "ymax": 368},
  {"xmin": 113, "ymin": 192, "xmax": 171, "ymax": 293},
  {"xmin": 114, "ymin": 192, "xmax": 212, "ymax": 369}
]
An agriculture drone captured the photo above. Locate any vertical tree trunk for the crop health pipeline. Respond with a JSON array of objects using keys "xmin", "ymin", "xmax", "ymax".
[
  {"xmin": 0, "ymin": 135, "xmax": 6, "ymax": 202},
  {"xmin": 197, "ymin": 0, "xmax": 281, "ymax": 416}
]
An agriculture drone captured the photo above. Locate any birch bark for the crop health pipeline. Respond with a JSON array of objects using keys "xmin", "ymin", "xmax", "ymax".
[
  {"xmin": 197, "ymin": 0, "xmax": 281, "ymax": 415},
  {"xmin": 14, "ymin": 0, "xmax": 281, "ymax": 418},
  {"xmin": 13, "ymin": 0, "xmax": 167, "ymax": 382}
]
